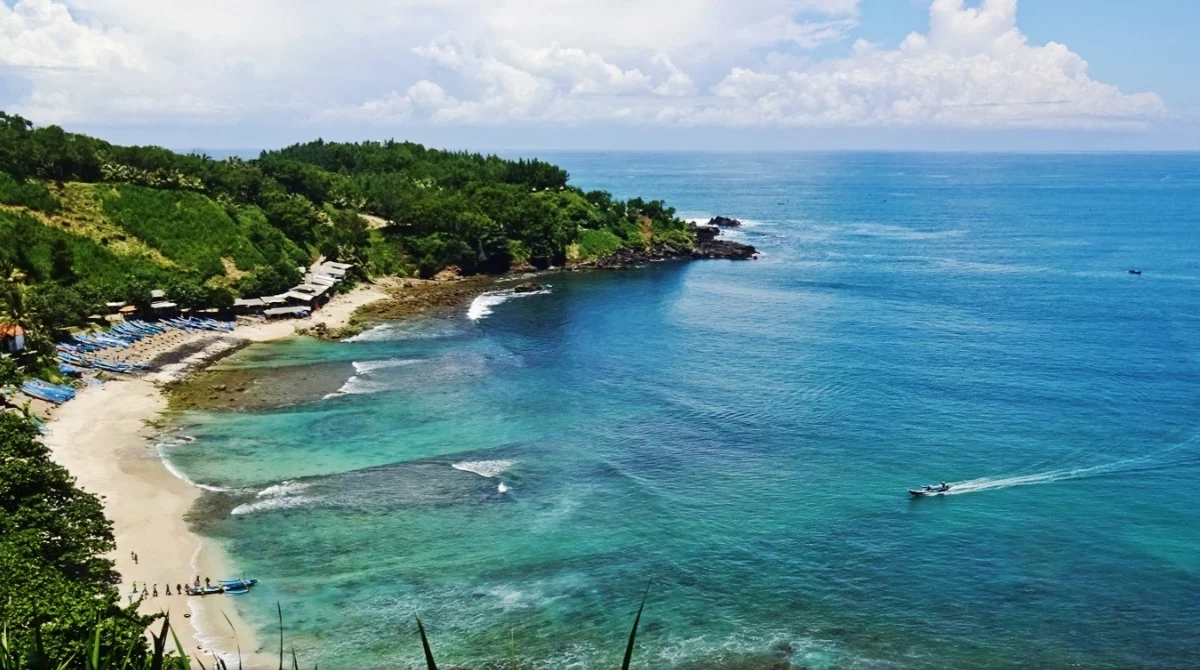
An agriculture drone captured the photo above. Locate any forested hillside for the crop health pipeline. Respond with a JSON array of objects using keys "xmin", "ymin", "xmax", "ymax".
[{"xmin": 0, "ymin": 111, "xmax": 695, "ymax": 334}]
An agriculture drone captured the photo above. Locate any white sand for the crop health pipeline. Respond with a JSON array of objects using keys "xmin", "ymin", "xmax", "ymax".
[{"xmin": 38, "ymin": 282, "xmax": 390, "ymax": 667}]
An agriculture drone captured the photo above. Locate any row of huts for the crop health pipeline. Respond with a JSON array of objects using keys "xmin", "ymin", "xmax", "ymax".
[{"xmin": 233, "ymin": 261, "xmax": 354, "ymax": 319}]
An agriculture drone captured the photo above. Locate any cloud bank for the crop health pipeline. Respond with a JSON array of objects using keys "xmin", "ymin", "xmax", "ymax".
[{"xmin": 0, "ymin": 0, "xmax": 1168, "ymax": 133}]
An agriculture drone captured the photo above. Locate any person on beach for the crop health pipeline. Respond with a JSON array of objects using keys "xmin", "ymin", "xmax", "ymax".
[
  {"xmin": 194, "ymin": 576, "xmax": 200, "ymax": 587},
  {"xmin": 131, "ymin": 581, "xmax": 137, "ymax": 592},
  {"xmin": 141, "ymin": 588, "xmax": 148, "ymax": 598},
  {"xmin": 177, "ymin": 583, "xmax": 183, "ymax": 595},
  {"xmin": 204, "ymin": 577, "xmax": 210, "ymax": 588},
  {"xmin": 165, "ymin": 584, "xmax": 171, "ymax": 595},
  {"xmin": 152, "ymin": 585, "xmax": 158, "ymax": 597}
]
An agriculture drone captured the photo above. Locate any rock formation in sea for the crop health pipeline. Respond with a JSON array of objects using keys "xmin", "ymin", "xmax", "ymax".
[{"xmin": 708, "ymin": 215, "xmax": 743, "ymax": 227}]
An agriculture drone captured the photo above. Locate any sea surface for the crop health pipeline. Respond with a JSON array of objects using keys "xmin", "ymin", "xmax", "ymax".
[{"xmin": 164, "ymin": 153, "xmax": 1200, "ymax": 669}]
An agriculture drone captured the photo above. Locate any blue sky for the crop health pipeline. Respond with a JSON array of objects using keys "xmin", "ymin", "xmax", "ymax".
[{"xmin": 1, "ymin": 0, "xmax": 1196, "ymax": 150}]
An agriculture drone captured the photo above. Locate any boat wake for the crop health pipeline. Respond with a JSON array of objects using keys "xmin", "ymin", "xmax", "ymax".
[
  {"xmin": 467, "ymin": 288, "xmax": 550, "ymax": 321},
  {"xmin": 940, "ymin": 436, "xmax": 1200, "ymax": 495}
]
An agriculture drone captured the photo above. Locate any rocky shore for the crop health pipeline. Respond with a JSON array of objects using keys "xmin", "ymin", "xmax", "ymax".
[{"xmin": 579, "ymin": 222, "xmax": 757, "ymax": 269}]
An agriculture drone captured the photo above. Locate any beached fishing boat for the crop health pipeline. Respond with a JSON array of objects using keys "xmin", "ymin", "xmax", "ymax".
[{"xmin": 218, "ymin": 578, "xmax": 259, "ymax": 595}]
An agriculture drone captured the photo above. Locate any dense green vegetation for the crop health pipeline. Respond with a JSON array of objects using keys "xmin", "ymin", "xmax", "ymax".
[
  {"xmin": 0, "ymin": 411, "xmax": 152, "ymax": 665},
  {"xmin": 0, "ymin": 110, "xmax": 693, "ymax": 337}
]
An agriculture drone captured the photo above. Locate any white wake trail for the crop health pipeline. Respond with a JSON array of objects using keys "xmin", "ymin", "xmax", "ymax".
[{"xmin": 942, "ymin": 435, "xmax": 1200, "ymax": 495}]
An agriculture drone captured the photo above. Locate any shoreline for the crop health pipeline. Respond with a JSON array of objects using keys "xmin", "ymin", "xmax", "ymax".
[{"xmin": 38, "ymin": 283, "xmax": 391, "ymax": 667}]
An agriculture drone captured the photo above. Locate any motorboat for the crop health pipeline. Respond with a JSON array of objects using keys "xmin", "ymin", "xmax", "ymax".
[
  {"xmin": 1129, "ymin": 269, "xmax": 1142, "ymax": 275},
  {"xmin": 186, "ymin": 585, "xmax": 224, "ymax": 596},
  {"xmin": 909, "ymin": 483, "xmax": 952, "ymax": 496}
]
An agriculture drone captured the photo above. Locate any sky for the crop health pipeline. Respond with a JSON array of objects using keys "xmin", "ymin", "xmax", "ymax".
[{"xmin": 1, "ymin": 0, "xmax": 1198, "ymax": 151}]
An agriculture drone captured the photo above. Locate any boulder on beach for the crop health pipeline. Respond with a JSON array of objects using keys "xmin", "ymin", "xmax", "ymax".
[{"xmin": 431, "ymin": 266, "xmax": 462, "ymax": 282}]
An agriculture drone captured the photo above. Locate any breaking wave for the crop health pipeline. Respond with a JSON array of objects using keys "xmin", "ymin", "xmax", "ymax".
[
  {"xmin": 342, "ymin": 320, "xmax": 462, "ymax": 342},
  {"xmin": 155, "ymin": 436, "xmax": 233, "ymax": 493},
  {"xmin": 325, "ymin": 359, "xmax": 420, "ymax": 398},
  {"xmin": 452, "ymin": 460, "xmax": 516, "ymax": 478},
  {"xmin": 467, "ymin": 289, "xmax": 550, "ymax": 321},
  {"xmin": 231, "ymin": 480, "xmax": 313, "ymax": 515}
]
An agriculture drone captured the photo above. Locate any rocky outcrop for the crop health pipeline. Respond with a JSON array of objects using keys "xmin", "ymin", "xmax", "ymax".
[
  {"xmin": 694, "ymin": 238, "xmax": 757, "ymax": 260},
  {"xmin": 583, "ymin": 240, "xmax": 756, "ymax": 269},
  {"xmin": 693, "ymin": 225, "xmax": 721, "ymax": 244},
  {"xmin": 708, "ymin": 216, "xmax": 743, "ymax": 228},
  {"xmin": 579, "ymin": 217, "xmax": 757, "ymax": 269},
  {"xmin": 513, "ymin": 282, "xmax": 545, "ymax": 293}
]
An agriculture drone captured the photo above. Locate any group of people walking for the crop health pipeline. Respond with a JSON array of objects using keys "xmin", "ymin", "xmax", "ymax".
[{"xmin": 125, "ymin": 575, "xmax": 213, "ymax": 603}]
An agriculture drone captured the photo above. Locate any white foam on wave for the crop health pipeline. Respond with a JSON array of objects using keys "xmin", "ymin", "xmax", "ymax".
[
  {"xmin": 341, "ymin": 324, "xmax": 392, "ymax": 343},
  {"xmin": 231, "ymin": 480, "xmax": 313, "ymax": 515},
  {"xmin": 467, "ymin": 289, "xmax": 550, "ymax": 321},
  {"xmin": 342, "ymin": 321, "xmax": 461, "ymax": 342},
  {"xmin": 353, "ymin": 359, "xmax": 419, "ymax": 374},
  {"xmin": 256, "ymin": 480, "xmax": 310, "ymax": 498},
  {"xmin": 452, "ymin": 459, "xmax": 516, "ymax": 478},
  {"xmin": 154, "ymin": 439, "xmax": 233, "ymax": 493},
  {"xmin": 230, "ymin": 495, "xmax": 313, "ymax": 515},
  {"xmin": 325, "ymin": 359, "xmax": 420, "ymax": 398}
]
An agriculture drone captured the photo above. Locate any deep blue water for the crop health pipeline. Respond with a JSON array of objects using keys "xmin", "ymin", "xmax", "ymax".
[{"xmin": 168, "ymin": 153, "xmax": 1200, "ymax": 669}]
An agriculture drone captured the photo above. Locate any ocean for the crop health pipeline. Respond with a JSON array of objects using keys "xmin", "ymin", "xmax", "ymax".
[{"xmin": 163, "ymin": 152, "xmax": 1200, "ymax": 669}]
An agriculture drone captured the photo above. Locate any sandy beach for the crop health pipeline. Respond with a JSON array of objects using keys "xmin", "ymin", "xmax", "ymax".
[{"xmin": 38, "ymin": 283, "xmax": 390, "ymax": 667}]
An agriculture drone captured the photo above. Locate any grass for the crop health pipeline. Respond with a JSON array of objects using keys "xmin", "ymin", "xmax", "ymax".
[
  {"xmin": 100, "ymin": 185, "xmax": 270, "ymax": 278},
  {"xmin": 0, "ymin": 209, "xmax": 167, "ymax": 286}
]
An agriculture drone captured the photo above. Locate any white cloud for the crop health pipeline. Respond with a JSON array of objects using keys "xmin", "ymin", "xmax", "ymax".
[
  {"xmin": 704, "ymin": 0, "xmax": 1165, "ymax": 129},
  {"xmin": 0, "ymin": 0, "xmax": 1169, "ymax": 133},
  {"xmin": 0, "ymin": 0, "xmax": 142, "ymax": 71}
]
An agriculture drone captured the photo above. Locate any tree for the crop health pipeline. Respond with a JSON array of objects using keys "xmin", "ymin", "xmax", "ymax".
[
  {"xmin": 240, "ymin": 263, "xmax": 297, "ymax": 298},
  {"xmin": 319, "ymin": 210, "xmax": 371, "ymax": 271},
  {"xmin": 0, "ymin": 353, "xmax": 19, "ymax": 386},
  {"xmin": 165, "ymin": 276, "xmax": 207, "ymax": 309},
  {"xmin": 0, "ymin": 411, "xmax": 152, "ymax": 662},
  {"xmin": 50, "ymin": 238, "xmax": 76, "ymax": 283}
]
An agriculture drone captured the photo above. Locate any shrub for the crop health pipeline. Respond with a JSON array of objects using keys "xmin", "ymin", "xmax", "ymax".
[
  {"xmin": 576, "ymin": 228, "xmax": 626, "ymax": 259},
  {"xmin": 0, "ymin": 171, "xmax": 60, "ymax": 212}
]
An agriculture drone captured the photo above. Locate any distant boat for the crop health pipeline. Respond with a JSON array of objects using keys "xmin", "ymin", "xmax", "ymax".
[{"xmin": 1129, "ymin": 269, "xmax": 1142, "ymax": 275}]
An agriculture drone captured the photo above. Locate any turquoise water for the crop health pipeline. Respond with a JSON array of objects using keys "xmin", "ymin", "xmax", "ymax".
[{"xmin": 167, "ymin": 153, "xmax": 1200, "ymax": 669}]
